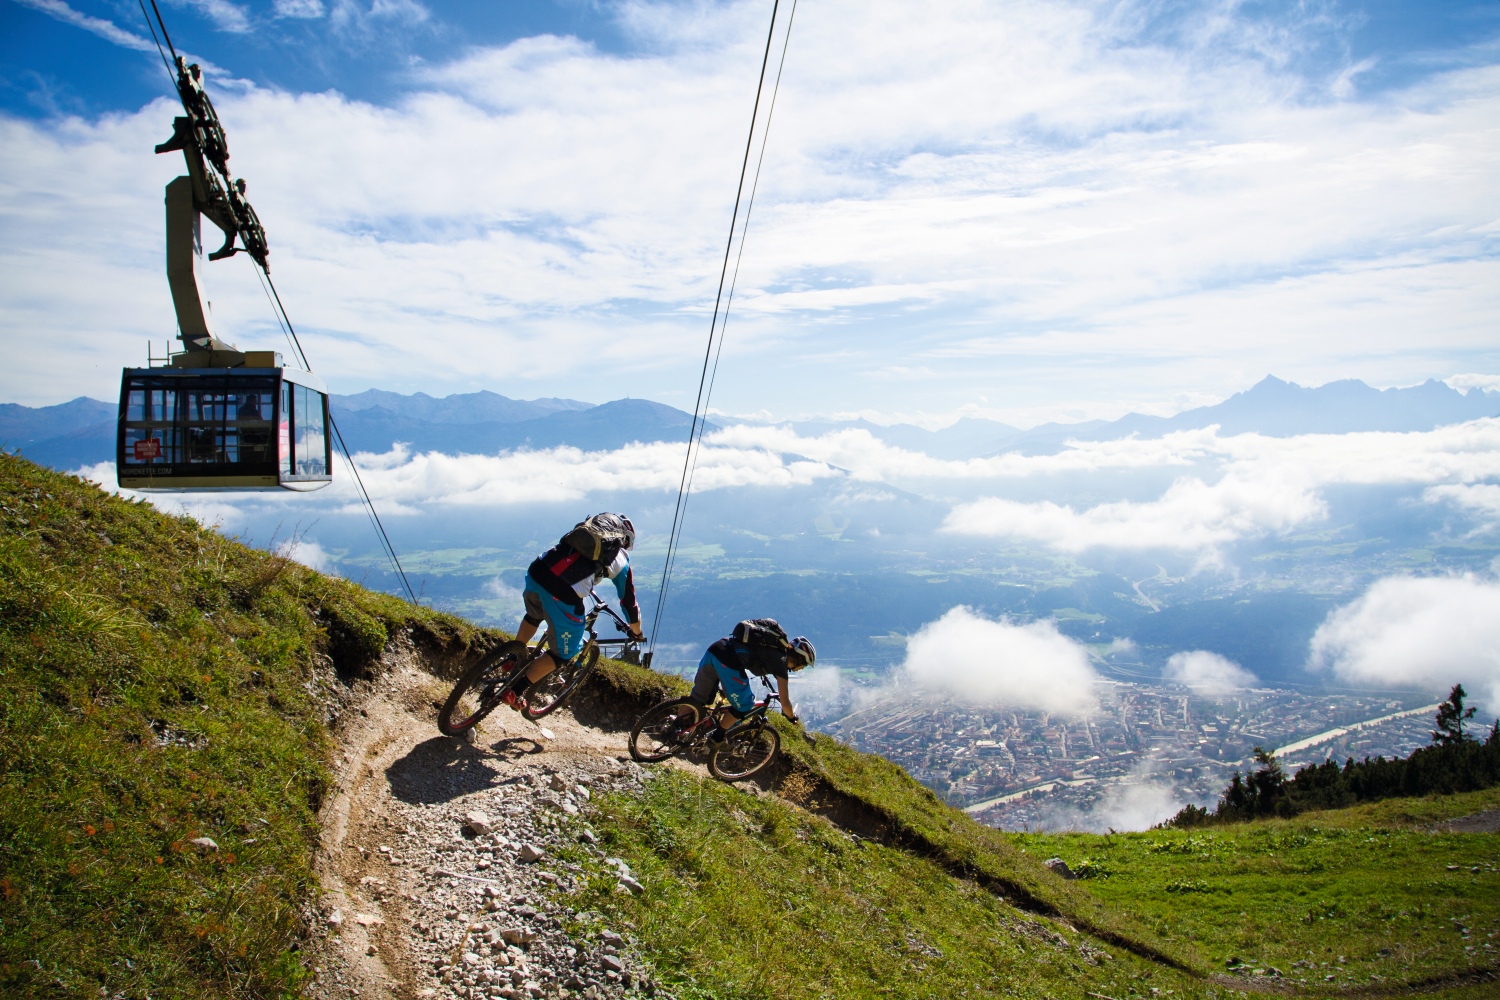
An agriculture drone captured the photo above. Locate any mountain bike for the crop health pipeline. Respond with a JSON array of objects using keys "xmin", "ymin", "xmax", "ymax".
[
  {"xmin": 438, "ymin": 589, "xmax": 645, "ymax": 736},
  {"xmin": 628, "ymin": 683, "xmax": 784, "ymax": 781}
]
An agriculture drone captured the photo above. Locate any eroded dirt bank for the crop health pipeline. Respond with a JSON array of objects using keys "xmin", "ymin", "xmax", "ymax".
[{"xmin": 304, "ymin": 655, "xmax": 666, "ymax": 1000}]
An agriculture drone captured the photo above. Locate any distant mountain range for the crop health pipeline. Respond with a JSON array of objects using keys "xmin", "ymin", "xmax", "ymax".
[
  {"xmin": 0, "ymin": 397, "xmax": 116, "ymax": 472},
  {"xmin": 4, "ymin": 376, "xmax": 1495, "ymax": 473},
  {"xmin": 795, "ymin": 376, "xmax": 1500, "ymax": 459},
  {"xmin": 331, "ymin": 395, "xmax": 711, "ymax": 455}
]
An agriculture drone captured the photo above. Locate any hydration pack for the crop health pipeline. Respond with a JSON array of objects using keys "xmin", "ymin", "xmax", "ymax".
[
  {"xmin": 562, "ymin": 512, "xmax": 633, "ymax": 564},
  {"xmin": 733, "ymin": 617, "xmax": 790, "ymax": 651}
]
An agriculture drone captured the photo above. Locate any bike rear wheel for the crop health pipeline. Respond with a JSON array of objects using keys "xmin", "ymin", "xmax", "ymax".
[
  {"xmin": 438, "ymin": 641, "xmax": 528, "ymax": 736},
  {"xmin": 522, "ymin": 643, "xmax": 601, "ymax": 720},
  {"xmin": 629, "ymin": 698, "xmax": 702, "ymax": 763},
  {"xmin": 708, "ymin": 722, "xmax": 780, "ymax": 781}
]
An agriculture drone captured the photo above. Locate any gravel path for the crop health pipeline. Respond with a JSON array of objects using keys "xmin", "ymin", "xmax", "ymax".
[
  {"xmin": 303, "ymin": 659, "xmax": 666, "ymax": 1000},
  {"xmin": 1430, "ymin": 809, "xmax": 1500, "ymax": 834}
]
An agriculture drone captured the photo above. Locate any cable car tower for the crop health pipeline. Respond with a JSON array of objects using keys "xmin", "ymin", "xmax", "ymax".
[{"xmin": 117, "ymin": 56, "xmax": 331, "ymax": 491}]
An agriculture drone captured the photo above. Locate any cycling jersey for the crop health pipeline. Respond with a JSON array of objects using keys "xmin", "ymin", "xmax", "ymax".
[
  {"xmin": 526, "ymin": 541, "xmax": 641, "ymax": 624},
  {"xmin": 692, "ymin": 637, "xmax": 788, "ymax": 714}
]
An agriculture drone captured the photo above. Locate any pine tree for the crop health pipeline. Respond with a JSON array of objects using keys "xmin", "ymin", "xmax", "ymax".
[{"xmin": 1432, "ymin": 684, "xmax": 1477, "ymax": 746}]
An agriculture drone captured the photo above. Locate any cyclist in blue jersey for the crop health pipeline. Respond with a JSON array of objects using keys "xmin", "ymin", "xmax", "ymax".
[
  {"xmin": 689, "ymin": 621, "xmax": 815, "ymax": 743},
  {"xmin": 510, "ymin": 513, "xmax": 643, "ymax": 710}
]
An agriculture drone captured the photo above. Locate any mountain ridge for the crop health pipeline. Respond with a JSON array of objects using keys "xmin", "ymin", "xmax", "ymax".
[{"xmin": 5, "ymin": 376, "xmax": 1495, "ymax": 472}]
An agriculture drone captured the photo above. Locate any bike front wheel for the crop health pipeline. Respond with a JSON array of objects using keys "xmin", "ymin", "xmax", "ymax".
[
  {"xmin": 708, "ymin": 723, "xmax": 780, "ymax": 781},
  {"xmin": 438, "ymin": 641, "xmax": 528, "ymax": 736},
  {"xmin": 629, "ymin": 698, "xmax": 702, "ymax": 763},
  {"xmin": 522, "ymin": 643, "xmax": 600, "ymax": 720}
]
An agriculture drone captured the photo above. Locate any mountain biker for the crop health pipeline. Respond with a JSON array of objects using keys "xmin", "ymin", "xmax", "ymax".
[
  {"xmin": 509, "ymin": 513, "xmax": 643, "ymax": 710},
  {"xmin": 689, "ymin": 620, "xmax": 815, "ymax": 743}
]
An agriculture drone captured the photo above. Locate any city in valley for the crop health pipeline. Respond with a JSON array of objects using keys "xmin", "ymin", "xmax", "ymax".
[{"xmin": 821, "ymin": 684, "xmax": 1443, "ymax": 831}]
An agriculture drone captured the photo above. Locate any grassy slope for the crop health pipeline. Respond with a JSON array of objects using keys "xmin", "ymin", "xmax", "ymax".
[
  {"xmin": 1013, "ymin": 788, "xmax": 1500, "ymax": 994},
  {"xmin": 0, "ymin": 454, "xmax": 489, "ymax": 998},
  {"xmin": 5, "ymin": 453, "xmax": 1495, "ymax": 999},
  {"xmin": 562, "ymin": 769, "xmax": 1213, "ymax": 1000}
]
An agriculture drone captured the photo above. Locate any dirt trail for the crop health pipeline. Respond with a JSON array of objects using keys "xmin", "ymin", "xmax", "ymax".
[
  {"xmin": 304, "ymin": 656, "xmax": 662, "ymax": 1000},
  {"xmin": 297, "ymin": 654, "xmax": 1494, "ymax": 1000}
]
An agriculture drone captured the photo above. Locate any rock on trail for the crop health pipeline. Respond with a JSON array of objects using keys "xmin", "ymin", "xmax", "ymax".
[{"xmin": 304, "ymin": 656, "xmax": 664, "ymax": 1000}]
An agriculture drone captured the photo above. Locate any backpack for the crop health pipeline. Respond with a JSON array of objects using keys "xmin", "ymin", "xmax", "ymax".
[
  {"xmin": 733, "ymin": 618, "xmax": 789, "ymax": 651},
  {"xmin": 562, "ymin": 513, "xmax": 632, "ymax": 564}
]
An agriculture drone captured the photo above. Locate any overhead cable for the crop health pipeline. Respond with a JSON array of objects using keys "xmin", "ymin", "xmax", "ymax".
[{"xmin": 649, "ymin": 0, "xmax": 798, "ymax": 655}]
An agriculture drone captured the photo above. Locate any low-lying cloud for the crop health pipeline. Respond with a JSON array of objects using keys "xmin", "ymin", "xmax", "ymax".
[
  {"xmin": 77, "ymin": 419, "xmax": 1500, "ymax": 578},
  {"xmin": 943, "ymin": 419, "xmax": 1500, "ymax": 554},
  {"xmin": 1309, "ymin": 574, "xmax": 1500, "ymax": 715},
  {"xmin": 1163, "ymin": 650, "xmax": 1258, "ymax": 696},
  {"xmin": 896, "ymin": 607, "xmax": 1099, "ymax": 716},
  {"xmin": 280, "ymin": 538, "xmax": 335, "ymax": 574},
  {"xmin": 944, "ymin": 474, "xmax": 1324, "ymax": 554},
  {"xmin": 1023, "ymin": 765, "xmax": 1195, "ymax": 834}
]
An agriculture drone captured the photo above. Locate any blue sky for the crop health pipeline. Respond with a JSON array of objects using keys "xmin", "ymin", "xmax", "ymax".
[{"xmin": 2, "ymin": 0, "xmax": 1499, "ymax": 425}]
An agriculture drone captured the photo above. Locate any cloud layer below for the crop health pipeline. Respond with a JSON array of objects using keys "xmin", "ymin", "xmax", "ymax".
[
  {"xmin": 1163, "ymin": 650, "xmax": 1258, "ymax": 696},
  {"xmin": 1310, "ymin": 574, "xmax": 1500, "ymax": 715},
  {"xmin": 896, "ymin": 606, "xmax": 1100, "ymax": 716}
]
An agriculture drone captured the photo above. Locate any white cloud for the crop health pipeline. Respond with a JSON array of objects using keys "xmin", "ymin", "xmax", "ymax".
[
  {"xmin": 10, "ymin": 0, "xmax": 157, "ymax": 52},
  {"xmin": 280, "ymin": 537, "xmax": 335, "ymax": 573},
  {"xmin": 1087, "ymin": 778, "xmax": 1189, "ymax": 834},
  {"xmin": 3, "ymin": 1, "xmax": 1499, "ymax": 421},
  {"xmin": 350, "ymin": 439, "xmax": 838, "ymax": 508},
  {"xmin": 941, "ymin": 419, "xmax": 1500, "ymax": 554},
  {"xmin": 170, "ymin": 0, "xmax": 252, "ymax": 34},
  {"xmin": 944, "ymin": 474, "xmax": 1325, "ymax": 554},
  {"xmin": 274, "ymin": 0, "xmax": 326, "ymax": 18},
  {"xmin": 1017, "ymin": 759, "xmax": 1195, "ymax": 833},
  {"xmin": 1447, "ymin": 374, "xmax": 1500, "ymax": 394},
  {"xmin": 1309, "ymin": 575, "xmax": 1500, "ymax": 715},
  {"xmin": 1426, "ymin": 483, "xmax": 1500, "ymax": 529},
  {"xmin": 1163, "ymin": 650, "xmax": 1257, "ymax": 695},
  {"xmin": 896, "ymin": 607, "xmax": 1099, "ymax": 716},
  {"xmin": 71, "ymin": 416, "xmax": 1500, "ymax": 557}
]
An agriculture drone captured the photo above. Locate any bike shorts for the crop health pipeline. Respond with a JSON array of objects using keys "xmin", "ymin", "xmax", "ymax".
[
  {"xmin": 523, "ymin": 575, "xmax": 587, "ymax": 661},
  {"xmin": 696, "ymin": 650, "xmax": 756, "ymax": 714}
]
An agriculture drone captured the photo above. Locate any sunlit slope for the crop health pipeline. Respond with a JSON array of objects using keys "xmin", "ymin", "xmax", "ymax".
[
  {"xmin": 1015, "ymin": 788, "xmax": 1500, "ymax": 996},
  {"xmin": 561, "ymin": 768, "xmax": 1214, "ymax": 1000},
  {"xmin": 0, "ymin": 453, "xmax": 487, "ymax": 998},
  {"xmin": 6, "ymin": 452, "xmax": 1492, "ymax": 999}
]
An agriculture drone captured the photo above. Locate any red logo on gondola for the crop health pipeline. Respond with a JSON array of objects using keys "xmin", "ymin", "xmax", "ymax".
[{"xmin": 133, "ymin": 438, "xmax": 162, "ymax": 461}]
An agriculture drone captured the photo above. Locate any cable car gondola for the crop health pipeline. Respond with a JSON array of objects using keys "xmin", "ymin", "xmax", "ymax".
[{"xmin": 118, "ymin": 55, "xmax": 330, "ymax": 492}]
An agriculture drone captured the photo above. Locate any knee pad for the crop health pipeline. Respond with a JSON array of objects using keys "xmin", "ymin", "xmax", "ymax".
[{"xmin": 522, "ymin": 613, "xmax": 543, "ymax": 628}]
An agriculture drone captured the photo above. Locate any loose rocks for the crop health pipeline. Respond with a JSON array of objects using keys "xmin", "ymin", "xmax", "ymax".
[
  {"xmin": 1043, "ymin": 857, "xmax": 1077, "ymax": 880},
  {"xmin": 464, "ymin": 811, "xmax": 493, "ymax": 837}
]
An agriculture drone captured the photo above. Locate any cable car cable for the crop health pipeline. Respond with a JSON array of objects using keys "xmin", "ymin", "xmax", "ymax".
[
  {"xmin": 259, "ymin": 270, "xmax": 418, "ymax": 604},
  {"xmin": 135, "ymin": 0, "xmax": 418, "ymax": 605},
  {"xmin": 145, "ymin": 0, "xmax": 180, "ymax": 63},
  {"xmin": 652, "ymin": 0, "xmax": 797, "ymax": 649},
  {"xmin": 137, "ymin": 0, "xmax": 176, "ymax": 78},
  {"xmin": 648, "ymin": 0, "xmax": 797, "ymax": 654}
]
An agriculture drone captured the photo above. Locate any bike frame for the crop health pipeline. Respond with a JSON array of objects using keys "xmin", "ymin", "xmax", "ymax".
[
  {"xmin": 531, "ymin": 587, "xmax": 645, "ymax": 670},
  {"xmin": 708, "ymin": 679, "xmax": 779, "ymax": 738}
]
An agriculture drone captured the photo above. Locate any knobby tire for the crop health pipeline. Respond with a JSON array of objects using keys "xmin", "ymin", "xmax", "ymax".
[
  {"xmin": 708, "ymin": 723, "xmax": 780, "ymax": 781},
  {"xmin": 437, "ymin": 641, "xmax": 528, "ymax": 736},
  {"xmin": 522, "ymin": 644, "xmax": 601, "ymax": 721},
  {"xmin": 629, "ymin": 699, "xmax": 703, "ymax": 763}
]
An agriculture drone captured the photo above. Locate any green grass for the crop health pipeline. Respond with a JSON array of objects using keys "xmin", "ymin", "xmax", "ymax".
[
  {"xmin": 558, "ymin": 769, "xmax": 1215, "ymax": 1000},
  {"xmin": 1013, "ymin": 789, "xmax": 1500, "ymax": 992},
  {"xmin": 6, "ymin": 450, "xmax": 1499, "ymax": 999},
  {"xmin": 0, "ymin": 454, "xmax": 489, "ymax": 998}
]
